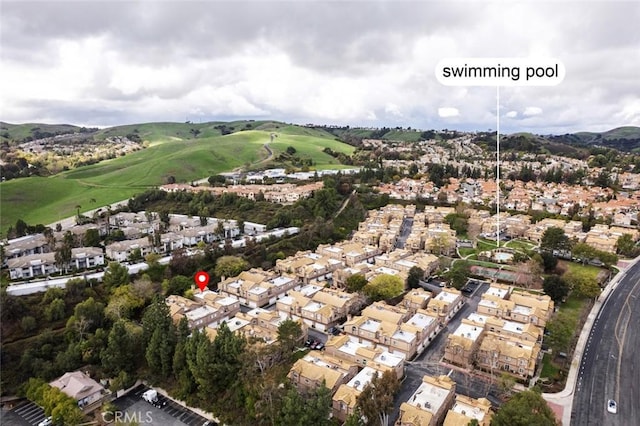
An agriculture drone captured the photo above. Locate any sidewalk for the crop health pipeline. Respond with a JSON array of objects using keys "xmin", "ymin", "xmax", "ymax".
[{"xmin": 542, "ymin": 255, "xmax": 640, "ymax": 426}]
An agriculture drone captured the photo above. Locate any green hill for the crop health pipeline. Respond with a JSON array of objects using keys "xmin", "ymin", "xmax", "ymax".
[
  {"xmin": 0, "ymin": 123, "xmax": 355, "ymax": 235},
  {"xmin": 0, "ymin": 122, "xmax": 85, "ymax": 143}
]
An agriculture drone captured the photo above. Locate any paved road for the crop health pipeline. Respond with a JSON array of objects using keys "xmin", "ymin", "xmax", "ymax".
[{"xmin": 571, "ymin": 261, "xmax": 640, "ymax": 426}]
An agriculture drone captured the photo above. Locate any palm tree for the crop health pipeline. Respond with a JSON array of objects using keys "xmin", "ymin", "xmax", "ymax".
[{"xmin": 75, "ymin": 204, "xmax": 82, "ymax": 224}]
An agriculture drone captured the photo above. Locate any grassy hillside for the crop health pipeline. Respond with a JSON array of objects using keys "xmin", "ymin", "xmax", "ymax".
[
  {"xmin": 0, "ymin": 126, "xmax": 354, "ymax": 234},
  {"xmin": 0, "ymin": 122, "xmax": 83, "ymax": 142}
]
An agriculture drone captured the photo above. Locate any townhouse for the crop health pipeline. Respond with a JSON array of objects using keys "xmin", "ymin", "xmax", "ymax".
[
  {"xmin": 400, "ymin": 288, "xmax": 432, "ymax": 314},
  {"xmin": 475, "ymin": 333, "xmax": 540, "ymax": 379},
  {"xmin": 218, "ymin": 269, "xmax": 301, "ymax": 308},
  {"xmin": 315, "ymin": 242, "xmax": 380, "ymax": 266},
  {"xmin": 324, "ymin": 334, "xmax": 405, "ymax": 379},
  {"xmin": 477, "ymin": 286, "xmax": 553, "ymax": 328},
  {"xmin": 396, "ymin": 375, "xmax": 456, "ymax": 426},
  {"xmin": 332, "ymin": 367, "xmax": 379, "ymax": 423},
  {"xmin": 166, "ymin": 292, "xmax": 240, "ymax": 330},
  {"xmin": 3, "ymin": 234, "xmax": 50, "ymax": 261},
  {"xmin": 426, "ymin": 288, "xmax": 465, "ymax": 323},
  {"xmin": 206, "ymin": 307, "xmax": 306, "ymax": 344},
  {"xmin": 275, "ymin": 251, "xmax": 344, "ymax": 284},
  {"xmin": 443, "ymin": 395, "xmax": 493, "ymax": 426},
  {"xmin": 343, "ymin": 302, "xmax": 440, "ymax": 359},
  {"xmin": 443, "ymin": 318, "xmax": 485, "ymax": 368},
  {"xmin": 277, "ymin": 288, "xmax": 362, "ymax": 332},
  {"xmin": 7, "ymin": 247, "xmax": 104, "ymax": 280},
  {"xmin": 105, "ymin": 237, "xmax": 154, "ymax": 262},
  {"xmin": 288, "ymin": 352, "xmax": 359, "ymax": 395}
]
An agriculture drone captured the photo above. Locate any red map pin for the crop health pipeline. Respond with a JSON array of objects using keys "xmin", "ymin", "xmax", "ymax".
[{"xmin": 194, "ymin": 271, "xmax": 210, "ymax": 292}]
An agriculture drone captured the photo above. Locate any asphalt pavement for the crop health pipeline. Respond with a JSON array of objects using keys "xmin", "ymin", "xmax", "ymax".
[
  {"xmin": 113, "ymin": 385, "xmax": 212, "ymax": 426},
  {"xmin": 569, "ymin": 260, "xmax": 640, "ymax": 426}
]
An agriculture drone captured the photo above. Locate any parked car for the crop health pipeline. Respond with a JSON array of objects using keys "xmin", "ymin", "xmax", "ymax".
[
  {"xmin": 315, "ymin": 342, "xmax": 325, "ymax": 351},
  {"xmin": 38, "ymin": 418, "xmax": 52, "ymax": 426}
]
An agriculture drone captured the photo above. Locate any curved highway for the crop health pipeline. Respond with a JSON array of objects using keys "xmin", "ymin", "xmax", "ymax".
[{"xmin": 571, "ymin": 261, "xmax": 640, "ymax": 426}]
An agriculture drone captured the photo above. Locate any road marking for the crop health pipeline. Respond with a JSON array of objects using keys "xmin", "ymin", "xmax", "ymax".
[{"xmin": 614, "ymin": 276, "xmax": 640, "ymax": 403}]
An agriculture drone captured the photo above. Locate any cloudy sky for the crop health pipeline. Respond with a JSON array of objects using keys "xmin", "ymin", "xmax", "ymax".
[{"xmin": 2, "ymin": 1, "xmax": 639, "ymax": 134}]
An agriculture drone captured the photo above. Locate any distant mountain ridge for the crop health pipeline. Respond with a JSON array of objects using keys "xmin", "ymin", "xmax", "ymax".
[
  {"xmin": 2, "ymin": 121, "xmax": 639, "ymax": 151},
  {"xmin": 546, "ymin": 126, "xmax": 640, "ymax": 152}
]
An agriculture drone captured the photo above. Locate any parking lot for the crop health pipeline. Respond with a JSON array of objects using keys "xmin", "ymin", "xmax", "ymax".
[
  {"xmin": 113, "ymin": 385, "xmax": 213, "ymax": 426},
  {"xmin": 1, "ymin": 400, "xmax": 47, "ymax": 426}
]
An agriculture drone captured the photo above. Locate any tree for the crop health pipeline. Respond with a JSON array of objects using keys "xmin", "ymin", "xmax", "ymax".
[
  {"xmin": 164, "ymin": 275, "xmax": 193, "ymax": 296},
  {"xmin": 208, "ymin": 174, "xmax": 226, "ymax": 186},
  {"xmin": 542, "ymin": 275, "xmax": 569, "ymax": 303},
  {"xmin": 44, "ymin": 298, "xmax": 66, "ymax": 322},
  {"xmin": 128, "ymin": 248, "xmax": 142, "ymax": 262},
  {"xmin": 214, "ymin": 255, "xmax": 249, "ymax": 279},
  {"xmin": 445, "ymin": 213, "xmax": 469, "ymax": 235},
  {"xmin": 540, "ymin": 252, "xmax": 558, "ymax": 272},
  {"xmin": 345, "ymin": 274, "xmax": 368, "ymax": 293},
  {"xmin": 105, "ymin": 285, "xmax": 144, "ymax": 321},
  {"xmin": 540, "ymin": 227, "xmax": 570, "ymax": 253},
  {"xmin": 83, "ymin": 228, "xmax": 101, "ymax": 247},
  {"xmin": 25, "ymin": 379, "xmax": 84, "ymax": 425},
  {"xmin": 101, "ymin": 320, "xmax": 135, "ymax": 376},
  {"xmin": 546, "ymin": 313, "xmax": 574, "ymax": 354},
  {"xmin": 277, "ymin": 319, "xmax": 303, "ymax": 355},
  {"xmin": 363, "ymin": 274, "xmax": 404, "ymax": 301},
  {"xmin": 447, "ymin": 261, "xmax": 470, "ymax": 289},
  {"xmin": 103, "ymin": 261, "xmax": 130, "ymax": 290},
  {"xmin": 172, "ymin": 318, "xmax": 197, "ymax": 400},
  {"xmin": 564, "ymin": 269, "xmax": 601, "ymax": 299},
  {"xmin": 356, "ymin": 370, "xmax": 401, "ymax": 426},
  {"xmin": 407, "ymin": 266, "xmax": 425, "ymax": 289},
  {"xmin": 21, "ymin": 315, "xmax": 37, "ymax": 332},
  {"xmin": 520, "ymin": 258, "xmax": 543, "ymax": 289},
  {"xmin": 142, "ymin": 297, "xmax": 176, "ymax": 378},
  {"xmin": 491, "ymin": 389, "xmax": 558, "ymax": 426},
  {"xmin": 616, "ymin": 233, "xmax": 637, "ymax": 257},
  {"xmin": 498, "ymin": 372, "xmax": 516, "ymax": 398},
  {"xmin": 54, "ymin": 238, "xmax": 72, "ymax": 274},
  {"xmin": 73, "ymin": 297, "xmax": 105, "ymax": 331},
  {"xmin": 277, "ymin": 384, "xmax": 332, "ymax": 426}
]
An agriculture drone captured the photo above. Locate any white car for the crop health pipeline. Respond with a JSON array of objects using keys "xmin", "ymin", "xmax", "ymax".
[
  {"xmin": 607, "ymin": 399, "xmax": 617, "ymax": 414},
  {"xmin": 38, "ymin": 417, "xmax": 53, "ymax": 426}
]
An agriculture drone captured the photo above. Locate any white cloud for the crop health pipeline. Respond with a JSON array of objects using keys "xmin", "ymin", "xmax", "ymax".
[
  {"xmin": 438, "ymin": 107, "xmax": 460, "ymax": 118},
  {"xmin": 523, "ymin": 107, "xmax": 543, "ymax": 116},
  {"xmin": 0, "ymin": 1, "xmax": 638, "ymax": 133}
]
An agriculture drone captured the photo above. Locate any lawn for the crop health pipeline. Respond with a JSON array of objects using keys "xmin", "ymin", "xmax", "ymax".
[
  {"xmin": 0, "ymin": 127, "xmax": 354, "ymax": 235},
  {"xmin": 458, "ymin": 247, "xmax": 476, "ymax": 258},
  {"xmin": 563, "ymin": 261, "xmax": 602, "ymax": 281},
  {"xmin": 540, "ymin": 353, "xmax": 560, "ymax": 380},
  {"xmin": 505, "ymin": 239, "xmax": 537, "ymax": 251},
  {"xmin": 476, "ymin": 239, "xmax": 499, "ymax": 251},
  {"xmin": 541, "ymin": 293, "xmax": 591, "ymax": 386}
]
